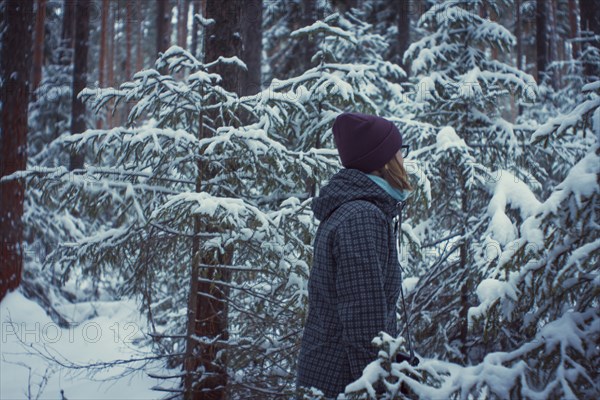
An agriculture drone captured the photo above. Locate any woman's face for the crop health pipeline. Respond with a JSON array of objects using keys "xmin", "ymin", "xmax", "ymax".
[{"xmin": 394, "ymin": 149, "xmax": 404, "ymax": 166}]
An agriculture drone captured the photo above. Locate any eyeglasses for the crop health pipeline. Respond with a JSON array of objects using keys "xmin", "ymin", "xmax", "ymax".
[{"xmin": 401, "ymin": 145, "xmax": 410, "ymax": 158}]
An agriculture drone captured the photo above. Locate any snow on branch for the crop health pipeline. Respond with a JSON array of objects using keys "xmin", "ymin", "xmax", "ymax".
[{"xmin": 290, "ymin": 20, "xmax": 357, "ymax": 45}]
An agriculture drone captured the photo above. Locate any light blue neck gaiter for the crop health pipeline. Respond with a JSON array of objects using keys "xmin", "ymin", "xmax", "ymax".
[{"xmin": 367, "ymin": 174, "xmax": 411, "ymax": 202}]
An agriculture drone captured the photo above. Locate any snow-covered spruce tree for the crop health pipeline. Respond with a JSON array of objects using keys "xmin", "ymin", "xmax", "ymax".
[
  {"xmin": 378, "ymin": 79, "xmax": 599, "ymax": 400},
  {"xmin": 455, "ymin": 79, "xmax": 600, "ymax": 399},
  {"xmin": 518, "ymin": 46, "xmax": 600, "ymax": 198},
  {"xmin": 20, "ymin": 45, "xmax": 338, "ymax": 398},
  {"xmin": 269, "ymin": 10, "xmax": 407, "ymax": 154},
  {"xmin": 396, "ymin": 0, "xmax": 538, "ymax": 365}
]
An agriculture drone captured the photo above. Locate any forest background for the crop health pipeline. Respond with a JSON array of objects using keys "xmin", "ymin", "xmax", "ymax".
[{"xmin": 0, "ymin": 0, "xmax": 598, "ymax": 399}]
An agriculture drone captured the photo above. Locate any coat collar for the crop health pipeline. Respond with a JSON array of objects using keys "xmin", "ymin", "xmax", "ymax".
[{"xmin": 312, "ymin": 168, "xmax": 402, "ymax": 221}]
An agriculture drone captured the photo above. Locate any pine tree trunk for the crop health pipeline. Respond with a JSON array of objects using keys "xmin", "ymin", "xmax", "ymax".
[
  {"xmin": 579, "ymin": 0, "xmax": 600, "ymax": 78},
  {"xmin": 240, "ymin": 0, "xmax": 263, "ymax": 96},
  {"xmin": 0, "ymin": 0, "xmax": 34, "ymax": 302},
  {"xmin": 182, "ymin": 2, "xmax": 243, "ymax": 398},
  {"xmin": 60, "ymin": 0, "xmax": 75, "ymax": 65},
  {"xmin": 69, "ymin": 0, "xmax": 90, "ymax": 170},
  {"xmin": 136, "ymin": 0, "xmax": 143, "ymax": 71},
  {"xmin": 395, "ymin": 0, "xmax": 410, "ymax": 77},
  {"xmin": 205, "ymin": 0, "xmax": 243, "ymax": 93},
  {"xmin": 536, "ymin": 0, "xmax": 548, "ymax": 82},
  {"xmin": 301, "ymin": 0, "xmax": 317, "ymax": 71},
  {"xmin": 98, "ymin": 0, "xmax": 109, "ymax": 129},
  {"xmin": 99, "ymin": 0, "xmax": 108, "ymax": 87},
  {"xmin": 458, "ymin": 173, "xmax": 470, "ymax": 362},
  {"xmin": 32, "ymin": 0, "xmax": 47, "ymax": 93},
  {"xmin": 516, "ymin": 0, "xmax": 522, "ymax": 70},
  {"xmin": 177, "ymin": 0, "xmax": 189, "ymax": 48},
  {"xmin": 156, "ymin": 0, "xmax": 171, "ymax": 60},
  {"xmin": 549, "ymin": 0, "xmax": 560, "ymax": 87},
  {"xmin": 568, "ymin": 0, "xmax": 580, "ymax": 59},
  {"xmin": 190, "ymin": 0, "xmax": 200, "ymax": 58},
  {"xmin": 126, "ymin": 0, "xmax": 132, "ymax": 80},
  {"xmin": 107, "ymin": 1, "xmax": 115, "ymax": 126}
]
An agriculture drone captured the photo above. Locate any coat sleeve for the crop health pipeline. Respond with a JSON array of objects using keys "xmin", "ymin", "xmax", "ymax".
[{"xmin": 333, "ymin": 207, "xmax": 389, "ymax": 381}]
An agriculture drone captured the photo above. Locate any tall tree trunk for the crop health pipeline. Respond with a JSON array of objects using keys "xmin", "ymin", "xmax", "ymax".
[
  {"xmin": 568, "ymin": 0, "xmax": 580, "ymax": 59},
  {"xmin": 190, "ymin": 0, "xmax": 200, "ymax": 58},
  {"xmin": 126, "ymin": 0, "xmax": 132, "ymax": 79},
  {"xmin": 136, "ymin": 0, "xmax": 143, "ymax": 71},
  {"xmin": 205, "ymin": 0, "xmax": 243, "ymax": 93},
  {"xmin": 549, "ymin": 0, "xmax": 560, "ymax": 87},
  {"xmin": 97, "ymin": 0, "xmax": 109, "ymax": 129},
  {"xmin": 579, "ymin": 0, "xmax": 600, "ymax": 78},
  {"xmin": 395, "ymin": 0, "xmax": 410, "ymax": 77},
  {"xmin": 32, "ymin": 0, "xmax": 47, "ymax": 93},
  {"xmin": 177, "ymin": 0, "xmax": 189, "ymax": 48},
  {"xmin": 516, "ymin": 0, "xmax": 522, "ymax": 70},
  {"xmin": 107, "ymin": 1, "xmax": 115, "ymax": 126},
  {"xmin": 99, "ymin": 0, "xmax": 108, "ymax": 87},
  {"xmin": 156, "ymin": 0, "xmax": 171, "ymax": 60},
  {"xmin": 69, "ymin": 0, "xmax": 90, "ymax": 170},
  {"xmin": 60, "ymin": 0, "xmax": 75, "ymax": 65},
  {"xmin": 301, "ymin": 0, "xmax": 317, "ymax": 71},
  {"xmin": 514, "ymin": 0, "xmax": 523, "ymax": 118},
  {"xmin": 536, "ymin": 0, "xmax": 548, "ymax": 82},
  {"xmin": 183, "ymin": 3, "xmax": 243, "ymax": 398},
  {"xmin": 458, "ymin": 170, "xmax": 471, "ymax": 362},
  {"xmin": 240, "ymin": 0, "xmax": 263, "ymax": 96},
  {"xmin": 0, "ymin": 0, "xmax": 34, "ymax": 302}
]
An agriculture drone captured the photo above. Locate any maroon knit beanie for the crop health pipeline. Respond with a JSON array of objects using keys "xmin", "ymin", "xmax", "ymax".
[{"xmin": 332, "ymin": 112, "xmax": 402, "ymax": 173}]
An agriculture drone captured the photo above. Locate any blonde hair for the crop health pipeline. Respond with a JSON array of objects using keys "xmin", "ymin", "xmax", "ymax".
[{"xmin": 375, "ymin": 156, "xmax": 413, "ymax": 191}]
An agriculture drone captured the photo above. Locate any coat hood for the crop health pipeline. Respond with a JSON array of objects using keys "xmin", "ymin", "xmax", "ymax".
[{"xmin": 312, "ymin": 168, "xmax": 399, "ymax": 222}]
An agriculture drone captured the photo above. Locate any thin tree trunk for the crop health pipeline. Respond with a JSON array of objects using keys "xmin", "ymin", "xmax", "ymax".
[
  {"xmin": 32, "ymin": 0, "xmax": 47, "ymax": 93},
  {"xmin": 395, "ymin": 0, "xmax": 410, "ymax": 77},
  {"xmin": 301, "ymin": 0, "xmax": 317, "ymax": 71},
  {"xmin": 107, "ymin": 1, "xmax": 115, "ymax": 126},
  {"xmin": 549, "ymin": 0, "xmax": 560, "ymax": 87},
  {"xmin": 0, "ymin": 0, "xmax": 34, "ymax": 302},
  {"xmin": 136, "ymin": 0, "xmax": 143, "ymax": 71},
  {"xmin": 60, "ymin": 0, "xmax": 75, "ymax": 65},
  {"xmin": 536, "ymin": 0, "xmax": 548, "ymax": 82},
  {"xmin": 516, "ymin": 0, "xmax": 522, "ymax": 70},
  {"xmin": 568, "ymin": 0, "xmax": 580, "ymax": 59},
  {"xmin": 579, "ymin": 0, "xmax": 600, "ymax": 77},
  {"xmin": 190, "ymin": 0, "xmax": 200, "ymax": 58},
  {"xmin": 457, "ymin": 161, "xmax": 473, "ymax": 363},
  {"xmin": 241, "ymin": 0, "xmax": 263, "ymax": 96},
  {"xmin": 156, "ymin": 0, "xmax": 171, "ymax": 60},
  {"xmin": 99, "ymin": 0, "xmax": 108, "ymax": 88},
  {"xmin": 69, "ymin": 0, "xmax": 90, "ymax": 170},
  {"xmin": 177, "ymin": 0, "xmax": 189, "ymax": 48},
  {"xmin": 97, "ymin": 0, "xmax": 109, "ymax": 129},
  {"xmin": 126, "ymin": 0, "xmax": 132, "ymax": 79}
]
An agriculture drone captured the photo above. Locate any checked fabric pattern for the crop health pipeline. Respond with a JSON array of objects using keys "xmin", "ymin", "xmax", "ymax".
[{"xmin": 297, "ymin": 168, "xmax": 402, "ymax": 398}]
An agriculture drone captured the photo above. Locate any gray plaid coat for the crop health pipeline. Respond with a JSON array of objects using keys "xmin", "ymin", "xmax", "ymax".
[{"xmin": 297, "ymin": 168, "xmax": 402, "ymax": 398}]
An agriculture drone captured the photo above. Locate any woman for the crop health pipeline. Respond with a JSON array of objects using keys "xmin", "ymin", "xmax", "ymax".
[{"xmin": 297, "ymin": 112, "xmax": 413, "ymax": 398}]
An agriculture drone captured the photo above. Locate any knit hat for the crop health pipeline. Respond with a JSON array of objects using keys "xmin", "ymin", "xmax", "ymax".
[{"xmin": 332, "ymin": 112, "xmax": 402, "ymax": 173}]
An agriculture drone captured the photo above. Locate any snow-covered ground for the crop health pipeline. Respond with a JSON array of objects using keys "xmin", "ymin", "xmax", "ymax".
[{"xmin": 1, "ymin": 291, "xmax": 163, "ymax": 399}]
